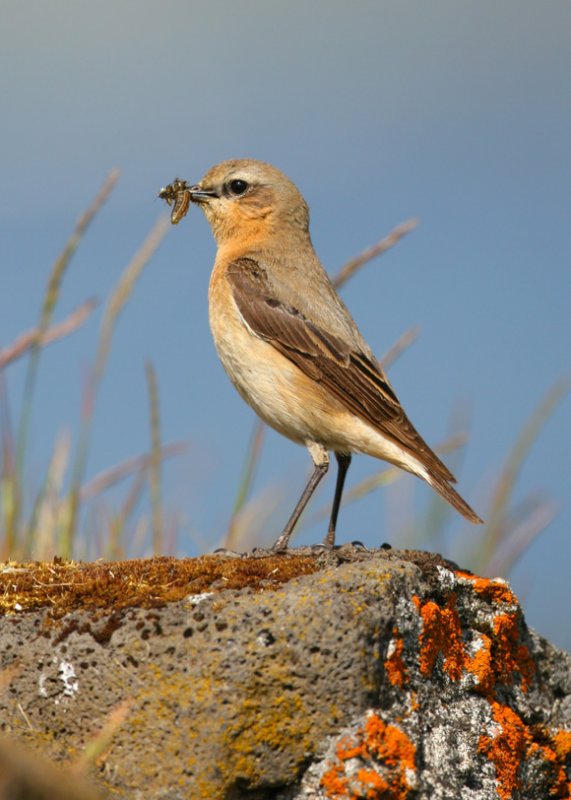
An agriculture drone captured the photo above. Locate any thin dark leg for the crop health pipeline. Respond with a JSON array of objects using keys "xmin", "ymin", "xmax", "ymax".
[
  {"xmin": 323, "ymin": 453, "xmax": 351, "ymax": 547},
  {"xmin": 272, "ymin": 459, "xmax": 329, "ymax": 552}
]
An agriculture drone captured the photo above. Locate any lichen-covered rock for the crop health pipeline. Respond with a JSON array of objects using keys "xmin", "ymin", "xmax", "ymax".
[
  {"xmin": 300, "ymin": 564, "xmax": 571, "ymax": 800},
  {"xmin": 1, "ymin": 550, "xmax": 570, "ymax": 799}
]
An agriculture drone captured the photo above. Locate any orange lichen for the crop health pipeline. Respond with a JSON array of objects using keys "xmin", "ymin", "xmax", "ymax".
[
  {"xmin": 320, "ymin": 762, "xmax": 350, "ymax": 799},
  {"xmin": 364, "ymin": 713, "xmax": 416, "ymax": 774},
  {"xmin": 464, "ymin": 614, "xmax": 535, "ymax": 697},
  {"xmin": 412, "ymin": 573, "xmax": 568, "ymax": 797},
  {"xmin": 336, "ymin": 735, "xmax": 364, "ymax": 761},
  {"xmin": 479, "ymin": 704, "xmax": 571, "ymax": 800},
  {"xmin": 491, "ymin": 613, "xmax": 535, "ymax": 690},
  {"xmin": 553, "ymin": 731, "xmax": 571, "ymax": 762},
  {"xmin": 384, "ymin": 629, "xmax": 408, "ymax": 688},
  {"xmin": 465, "ymin": 633, "xmax": 495, "ymax": 694},
  {"xmin": 537, "ymin": 734, "xmax": 571, "ymax": 799},
  {"xmin": 321, "ymin": 713, "xmax": 416, "ymax": 800},
  {"xmin": 418, "ymin": 595, "xmax": 466, "ymax": 681},
  {"xmin": 357, "ymin": 768, "xmax": 390, "ymax": 797},
  {"xmin": 479, "ymin": 702, "xmax": 532, "ymax": 800},
  {"xmin": 455, "ymin": 571, "xmax": 518, "ymax": 606},
  {"xmin": 537, "ymin": 730, "xmax": 571, "ymax": 798},
  {"xmin": 415, "ymin": 579, "xmax": 534, "ymax": 695}
]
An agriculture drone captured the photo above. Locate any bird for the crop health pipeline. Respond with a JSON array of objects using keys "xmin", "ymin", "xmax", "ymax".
[{"xmin": 178, "ymin": 159, "xmax": 482, "ymax": 550}]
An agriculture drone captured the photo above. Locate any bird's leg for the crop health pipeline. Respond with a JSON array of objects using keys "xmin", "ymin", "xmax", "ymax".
[
  {"xmin": 272, "ymin": 443, "xmax": 329, "ymax": 552},
  {"xmin": 323, "ymin": 453, "xmax": 352, "ymax": 548}
]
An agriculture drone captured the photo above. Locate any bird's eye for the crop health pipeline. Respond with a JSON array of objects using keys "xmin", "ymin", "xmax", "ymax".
[{"xmin": 228, "ymin": 179, "xmax": 249, "ymax": 196}]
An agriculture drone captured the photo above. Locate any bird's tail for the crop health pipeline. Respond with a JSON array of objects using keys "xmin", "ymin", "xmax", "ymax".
[{"xmin": 425, "ymin": 471, "xmax": 483, "ymax": 524}]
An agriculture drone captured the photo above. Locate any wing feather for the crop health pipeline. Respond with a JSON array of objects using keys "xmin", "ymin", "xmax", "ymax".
[{"xmin": 226, "ymin": 257, "xmax": 455, "ymax": 483}]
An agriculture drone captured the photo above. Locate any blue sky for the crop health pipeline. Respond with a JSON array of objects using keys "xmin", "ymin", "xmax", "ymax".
[{"xmin": 1, "ymin": 2, "xmax": 570, "ymax": 650}]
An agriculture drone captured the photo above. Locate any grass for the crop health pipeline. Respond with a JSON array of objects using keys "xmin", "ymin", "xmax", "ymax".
[
  {"xmin": 0, "ymin": 174, "xmax": 179, "ymax": 561},
  {"xmin": 0, "ymin": 174, "xmax": 568, "ymax": 582}
]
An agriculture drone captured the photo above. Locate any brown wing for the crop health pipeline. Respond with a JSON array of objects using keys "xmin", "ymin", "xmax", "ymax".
[{"xmin": 227, "ymin": 257, "xmax": 455, "ymax": 483}]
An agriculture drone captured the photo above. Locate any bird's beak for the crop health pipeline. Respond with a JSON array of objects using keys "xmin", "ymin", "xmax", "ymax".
[{"xmin": 189, "ymin": 185, "xmax": 218, "ymax": 203}]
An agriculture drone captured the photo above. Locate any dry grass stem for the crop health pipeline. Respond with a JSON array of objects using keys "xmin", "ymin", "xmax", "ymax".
[
  {"xmin": 0, "ymin": 737, "xmax": 104, "ymax": 800},
  {"xmin": 7, "ymin": 171, "xmax": 120, "ymax": 554},
  {"xmin": 28, "ymin": 430, "xmax": 72, "ymax": 558},
  {"xmin": 38, "ymin": 169, "xmax": 120, "ymax": 337},
  {"xmin": 222, "ymin": 483, "xmax": 283, "ymax": 552},
  {"xmin": 73, "ymin": 700, "xmax": 131, "ymax": 773},
  {"xmin": 0, "ymin": 300, "xmax": 97, "ymax": 370},
  {"xmin": 486, "ymin": 499, "xmax": 558, "ymax": 577},
  {"xmin": 332, "ymin": 218, "xmax": 418, "ymax": 290},
  {"xmin": 226, "ymin": 419, "xmax": 266, "ymax": 549},
  {"xmin": 483, "ymin": 376, "xmax": 570, "ymax": 565},
  {"xmin": 80, "ymin": 441, "xmax": 187, "ymax": 501},
  {"xmin": 95, "ymin": 216, "xmax": 170, "ymax": 383},
  {"xmin": 380, "ymin": 326, "xmax": 421, "ymax": 370},
  {"xmin": 65, "ymin": 215, "xmax": 171, "ymax": 552},
  {"xmin": 146, "ymin": 360, "xmax": 164, "ymax": 554}
]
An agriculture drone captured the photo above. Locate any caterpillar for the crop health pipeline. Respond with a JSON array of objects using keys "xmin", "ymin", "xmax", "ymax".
[{"xmin": 158, "ymin": 178, "xmax": 191, "ymax": 225}]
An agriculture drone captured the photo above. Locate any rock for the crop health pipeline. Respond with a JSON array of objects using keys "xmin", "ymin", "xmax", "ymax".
[{"xmin": 0, "ymin": 549, "xmax": 570, "ymax": 799}]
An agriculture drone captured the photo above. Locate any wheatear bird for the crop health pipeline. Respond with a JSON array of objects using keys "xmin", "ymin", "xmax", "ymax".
[{"xmin": 177, "ymin": 159, "xmax": 482, "ymax": 550}]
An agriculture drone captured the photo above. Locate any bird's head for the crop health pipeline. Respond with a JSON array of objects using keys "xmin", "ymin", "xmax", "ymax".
[{"xmin": 188, "ymin": 159, "xmax": 310, "ymax": 245}]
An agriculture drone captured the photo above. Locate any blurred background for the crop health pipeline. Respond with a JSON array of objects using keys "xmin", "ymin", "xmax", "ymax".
[{"xmin": 1, "ymin": 2, "xmax": 570, "ymax": 650}]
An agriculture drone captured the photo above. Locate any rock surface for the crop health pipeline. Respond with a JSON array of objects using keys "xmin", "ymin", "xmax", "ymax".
[{"xmin": 1, "ymin": 549, "xmax": 570, "ymax": 799}]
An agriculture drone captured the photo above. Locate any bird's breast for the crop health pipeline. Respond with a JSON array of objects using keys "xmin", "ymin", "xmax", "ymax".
[{"xmin": 208, "ymin": 263, "xmax": 348, "ymax": 447}]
